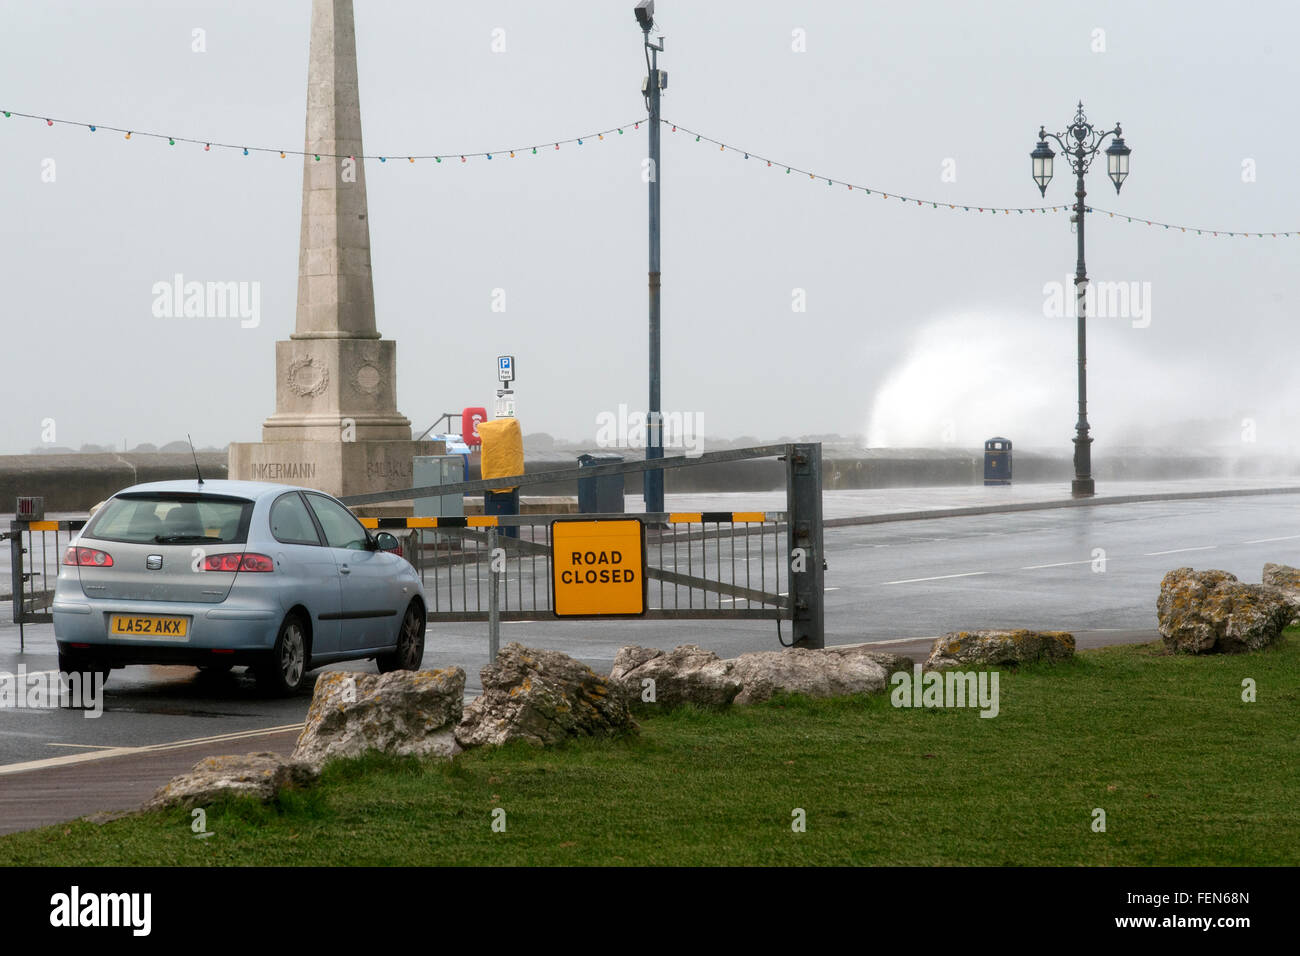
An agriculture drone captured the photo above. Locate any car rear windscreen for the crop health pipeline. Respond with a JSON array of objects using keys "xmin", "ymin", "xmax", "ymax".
[{"xmin": 85, "ymin": 493, "xmax": 254, "ymax": 545}]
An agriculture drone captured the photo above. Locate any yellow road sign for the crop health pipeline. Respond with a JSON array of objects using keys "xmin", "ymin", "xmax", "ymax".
[{"xmin": 551, "ymin": 519, "xmax": 646, "ymax": 616}]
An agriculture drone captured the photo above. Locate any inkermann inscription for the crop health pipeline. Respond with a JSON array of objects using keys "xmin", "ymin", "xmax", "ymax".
[{"xmin": 251, "ymin": 462, "xmax": 318, "ymax": 480}]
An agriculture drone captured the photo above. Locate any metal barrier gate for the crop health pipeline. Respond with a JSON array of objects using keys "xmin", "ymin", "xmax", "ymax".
[
  {"xmin": 3, "ymin": 519, "xmax": 85, "ymax": 651},
  {"xmin": 343, "ymin": 442, "xmax": 825, "ymax": 649},
  {"xmin": 360, "ymin": 511, "xmax": 787, "ymax": 620}
]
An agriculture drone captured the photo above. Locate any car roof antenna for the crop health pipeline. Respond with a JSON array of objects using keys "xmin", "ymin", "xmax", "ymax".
[{"xmin": 188, "ymin": 433, "xmax": 204, "ymax": 487}]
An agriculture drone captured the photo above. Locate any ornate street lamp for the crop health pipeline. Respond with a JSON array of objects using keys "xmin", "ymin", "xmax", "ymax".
[
  {"xmin": 1106, "ymin": 135, "xmax": 1131, "ymax": 192},
  {"xmin": 1031, "ymin": 139, "xmax": 1055, "ymax": 195},
  {"xmin": 1031, "ymin": 102, "xmax": 1131, "ymax": 498}
]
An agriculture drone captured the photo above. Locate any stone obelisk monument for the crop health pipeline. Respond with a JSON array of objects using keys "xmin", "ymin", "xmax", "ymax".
[{"xmin": 230, "ymin": 0, "xmax": 438, "ymax": 499}]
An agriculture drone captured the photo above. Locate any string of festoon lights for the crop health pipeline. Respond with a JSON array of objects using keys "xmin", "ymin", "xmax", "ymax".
[
  {"xmin": 5, "ymin": 106, "xmax": 1295, "ymax": 238},
  {"xmin": 0, "ymin": 107, "xmax": 645, "ymax": 163},
  {"xmin": 663, "ymin": 120, "xmax": 1299, "ymax": 238}
]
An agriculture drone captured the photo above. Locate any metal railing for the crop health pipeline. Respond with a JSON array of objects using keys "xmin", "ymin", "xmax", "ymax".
[
  {"xmin": 4, "ymin": 519, "xmax": 85, "ymax": 650},
  {"xmin": 347, "ymin": 442, "xmax": 826, "ymax": 648},
  {"xmin": 361, "ymin": 512, "xmax": 789, "ymax": 622}
]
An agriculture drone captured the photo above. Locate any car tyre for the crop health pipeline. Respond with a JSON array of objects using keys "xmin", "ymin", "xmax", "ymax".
[
  {"xmin": 376, "ymin": 601, "xmax": 425, "ymax": 674},
  {"xmin": 257, "ymin": 613, "xmax": 309, "ymax": 696}
]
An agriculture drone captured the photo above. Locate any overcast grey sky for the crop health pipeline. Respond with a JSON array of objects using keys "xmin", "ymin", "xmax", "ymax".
[{"xmin": 2, "ymin": 0, "xmax": 1297, "ymax": 455}]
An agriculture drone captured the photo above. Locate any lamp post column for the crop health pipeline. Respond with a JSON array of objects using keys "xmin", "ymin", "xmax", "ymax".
[
  {"xmin": 1072, "ymin": 159, "xmax": 1094, "ymax": 497},
  {"xmin": 644, "ymin": 35, "xmax": 664, "ymax": 514}
]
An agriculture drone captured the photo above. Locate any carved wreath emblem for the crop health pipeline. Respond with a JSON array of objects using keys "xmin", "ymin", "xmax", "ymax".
[
  {"xmin": 346, "ymin": 348, "xmax": 385, "ymax": 396},
  {"xmin": 287, "ymin": 356, "xmax": 329, "ymax": 397}
]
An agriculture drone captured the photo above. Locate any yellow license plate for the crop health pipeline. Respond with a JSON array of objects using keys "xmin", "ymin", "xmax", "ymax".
[{"xmin": 109, "ymin": 615, "xmax": 189, "ymax": 639}]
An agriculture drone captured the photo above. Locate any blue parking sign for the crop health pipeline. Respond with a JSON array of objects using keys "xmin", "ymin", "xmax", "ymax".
[{"xmin": 497, "ymin": 355, "xmax": 514, "ymax": 382}]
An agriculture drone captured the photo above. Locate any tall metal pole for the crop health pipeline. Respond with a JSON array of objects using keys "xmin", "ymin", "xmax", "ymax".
[
  {"xmin": 487, "ymin": 527, "xmax": 500, "ymax": 662},
  {"xmin": 642, "ymin": 28, "xmax": 665, "ymax": 514},
  {"xmin": 1072, "ymin": 156, "xmax": 1094, "ymax": 497},
  {"xmin": 1034, "ymin": 103, "xmax": 1127, "ymax": 500}
]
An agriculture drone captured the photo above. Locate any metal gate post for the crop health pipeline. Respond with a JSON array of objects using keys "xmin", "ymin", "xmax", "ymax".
[
  {"xmin": 8, "ymin": 524, "xmax": 21, "ymax": 626},
  {"xmin": 785, "ymin": 443, "xmax": 825, "ymax": 649},
  {"xmin": 487, "ymin": 527, "xmax": 500, "ymax": 662}
]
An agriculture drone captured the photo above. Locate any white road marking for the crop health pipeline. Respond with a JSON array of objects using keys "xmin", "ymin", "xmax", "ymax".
[
  {"xmin": 725, "ymin": 587, "xmax": 842, "ymax": 603},
  {"xmin": 880, "ymin": 571, "xmax": 988, "ymax": 585},
  {"xmin": 0, "ymin": 722, "xmax": 304, "ymax": 776},
  {"xmin": 1021, "ymin": 559, "xmax": 1093, "ymax": 569},
  {"xmin": 838, "ymin": 636, "xmax": 941, "ymax": 647},
  {"xmin": 1144, "ymin": 546, "xmax": 1216, "ymax": 556},
  {"xmin": 1242, "ymin": 534, "xmax": 1300, "ymax": 544}
]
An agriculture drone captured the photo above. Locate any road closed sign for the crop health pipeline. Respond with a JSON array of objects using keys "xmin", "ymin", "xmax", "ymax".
[{"xmin": 551, "ymin": 519, "xmax": 646, "ymax": 617}]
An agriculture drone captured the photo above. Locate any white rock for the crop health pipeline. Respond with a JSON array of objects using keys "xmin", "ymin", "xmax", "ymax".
[{"xmin": 293, "ymin": 668, "xmax": 465, "ymax": 765}]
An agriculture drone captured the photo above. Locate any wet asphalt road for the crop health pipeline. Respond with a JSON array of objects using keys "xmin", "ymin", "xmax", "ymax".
[{"xmin": 2, "ymin": 491, "xmax": 1297, "ymax": 834}]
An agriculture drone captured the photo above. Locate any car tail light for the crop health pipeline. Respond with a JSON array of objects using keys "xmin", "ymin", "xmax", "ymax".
[
  {"xmin": 63, "ymin": 546, "xmax": 114, "ymax": 567},
  {"xmin": 238, "ymin": 553, "xmax": 274, "ymax": 572},
  {"xmin": 204, "ymin": 553, "xmax": 242, "ymax": 572},
  {"xmin": 203, "ymin": 552, "xmax": 274, "ymax": 572}
]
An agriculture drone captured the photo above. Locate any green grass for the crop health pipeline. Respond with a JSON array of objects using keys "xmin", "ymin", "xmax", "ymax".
[{"xmin": 3, "ymin": 635, "xmax": 1297, "ymax": 866}]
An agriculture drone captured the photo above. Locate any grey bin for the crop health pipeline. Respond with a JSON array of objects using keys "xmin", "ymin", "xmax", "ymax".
[
  {"xmin": 413, "ymin": 455, "xmax": 466, "ymax": 517},
  {"xmin": 983, "ymin": 437, "xmax": 1012, "ymax": 486},
  {"xmin": 577, "ymin": 453, "xmax": 625, "ymax": 514}
]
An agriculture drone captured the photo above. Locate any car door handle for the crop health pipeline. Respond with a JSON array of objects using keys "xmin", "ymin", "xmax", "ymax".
[{"xmin": 339, "ymin": 565, "xmax": 351, "ymax": 574}]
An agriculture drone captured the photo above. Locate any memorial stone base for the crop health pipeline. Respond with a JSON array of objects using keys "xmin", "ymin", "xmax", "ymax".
[{"xmin": 228, "ymin": 438, "xmax": 443, "ymax": 500}]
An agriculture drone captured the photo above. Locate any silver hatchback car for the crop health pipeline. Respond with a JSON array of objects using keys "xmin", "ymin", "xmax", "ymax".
[{"xmin": 53, "ymin": 479, "xmax": 427, "ymax": 694}]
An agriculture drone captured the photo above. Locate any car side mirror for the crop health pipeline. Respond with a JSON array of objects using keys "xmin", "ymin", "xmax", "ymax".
[{"xmin": 374, "ymin": 532, "xmax": 402, "ymax": 556}]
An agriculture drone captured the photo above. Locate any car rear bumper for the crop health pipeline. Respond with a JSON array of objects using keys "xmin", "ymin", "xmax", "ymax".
[
  {"xmin": 53, "ymin": 640, "xmax": 278, "ymax": 668},
  {"xmin": 53, "ymin": 597, "xmax": 282, "ymax": 665}
]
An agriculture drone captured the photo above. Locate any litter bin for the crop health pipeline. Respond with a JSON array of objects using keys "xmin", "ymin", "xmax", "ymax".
[
  {"xmin": 983, "ymin": 437, "xmax": 1012, "ymax": 486},
  {"xmin": 577, "ymin": 453, "xmax": 625, "ymax": 514},
  {"xmin": 480, "ymin": 417, "xmax": 524, "ymax": 538},
  {"xmin": 484, "ymin": 489, "xmax": 520, "ymax": 538}
]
